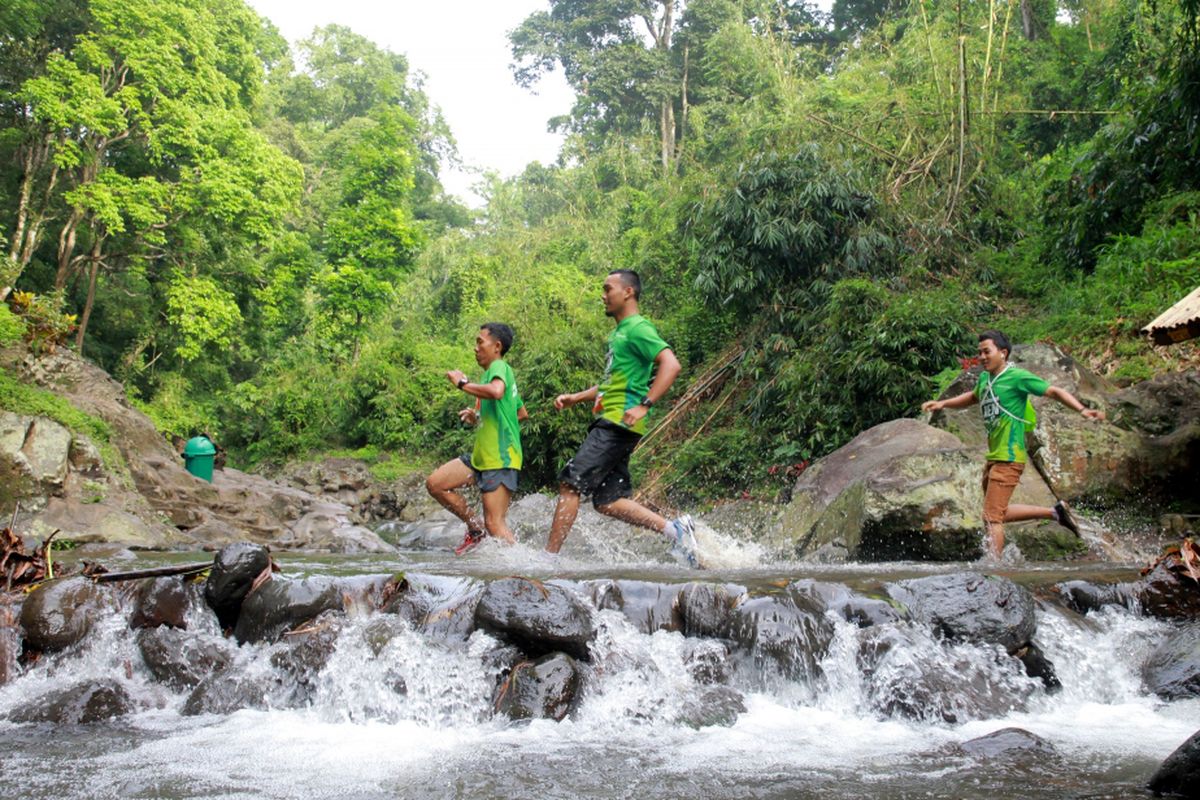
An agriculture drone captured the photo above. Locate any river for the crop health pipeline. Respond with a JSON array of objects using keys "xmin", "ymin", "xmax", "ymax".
[{"xmin": 0, "ymin": 513, "xmax": 1196, "ymax": 799}]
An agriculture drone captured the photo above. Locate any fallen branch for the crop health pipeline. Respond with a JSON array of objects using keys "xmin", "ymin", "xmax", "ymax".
[{"xmin": 91, "ymin": 562, "xmax": 211, "ymax": 583}]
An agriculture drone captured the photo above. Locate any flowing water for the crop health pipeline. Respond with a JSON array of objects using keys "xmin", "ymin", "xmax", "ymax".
[{"xmin": 0, "ymin": 512, "xmax": 1196, "ymax": 799}]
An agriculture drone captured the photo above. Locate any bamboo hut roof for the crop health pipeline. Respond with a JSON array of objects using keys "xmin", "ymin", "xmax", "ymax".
[{"xmin": 1144, "ymin": 286, "xmax": 1200, "ymax": 346}]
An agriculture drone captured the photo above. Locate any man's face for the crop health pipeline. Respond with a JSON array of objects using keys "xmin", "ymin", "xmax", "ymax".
[
  {"xmin": 978, "ymin": 339, "xmax": 1006, "ymax": 372},
  {"xmin": 602, "ymin": 274, "xmax": 629, "ymax": 317},
  {"xmin": 475, "ymin": 329, "xmax": 500, "ymax": 366}
]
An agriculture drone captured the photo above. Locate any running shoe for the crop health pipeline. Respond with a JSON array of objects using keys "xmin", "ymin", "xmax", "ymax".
[
  {"xmin": 1053, "ymin": 500, "xmax": 1081, "ymax": 538},
  {"xmin": 454, "ymin": 527, "xmax": 486, "ymax": 555},
  {"xmin": 667, "ymin": 514, "xmax": 699, "ymax": 568}
]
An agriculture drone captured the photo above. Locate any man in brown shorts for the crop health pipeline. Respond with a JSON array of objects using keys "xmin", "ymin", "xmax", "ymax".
[{"xmin": 923, "ymin": 330, "xmax": 1106, "ymax": 558}]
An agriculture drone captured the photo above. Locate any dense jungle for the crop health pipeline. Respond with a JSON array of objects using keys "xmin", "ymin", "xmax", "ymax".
[{"xmin": 2, "ymin": 0, "xmax": 1198, "ymax": 504}]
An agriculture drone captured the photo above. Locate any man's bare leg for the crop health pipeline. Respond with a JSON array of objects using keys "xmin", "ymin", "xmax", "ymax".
[
  {"xmin": 481, "ymin": 484, "xmax": 516, "ymax": 544},
  {"xmin": 1004, "ymin": 504, "xmax": 1054, "ymax": 522},
  {"xmin": 426, "ymin": 459, "xmax": 482, "ymax": 530},
  {"xmin": 985, "ymin": 521, "xmax": 1005, "ymax": 559},
  {"xmin": 594, "ymin": 497, "xmax": 668, "ymax": 536},
  {"xmin": 547, "ymin": 483, "xmax": 581, "ymax": 553}
]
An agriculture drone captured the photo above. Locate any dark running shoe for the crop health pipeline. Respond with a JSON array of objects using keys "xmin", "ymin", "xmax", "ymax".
[
  {"xmin": 454, "ymin": 527, "xmax": 486, "ymax": 555},
  {"xmin": 1054, "ymin": 500, "xmax": 1081, "ymax": 538}
]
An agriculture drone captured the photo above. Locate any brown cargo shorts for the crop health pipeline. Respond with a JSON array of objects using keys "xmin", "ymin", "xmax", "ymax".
[{"xmin": 981, "ymin": 460, "xmax": 1025, "ymax": 524}]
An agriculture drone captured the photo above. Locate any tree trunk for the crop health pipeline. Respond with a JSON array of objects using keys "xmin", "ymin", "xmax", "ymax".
[
  {"xmin": 1020, "ymin": 0, "xmax": 1036, "ymax": 40},
  {"xmin": 74, "ymin": 237, "xmax": 104, "ymax": 352},
  {"xmin": 55, "ymin": 207, "xmax": 84, "ymax": 290}
]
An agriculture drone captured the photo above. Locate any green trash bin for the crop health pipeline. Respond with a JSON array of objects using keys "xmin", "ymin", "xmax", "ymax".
[{"xmin": 182, "ymin": 435, "xmax": 217, "ymax": 482}]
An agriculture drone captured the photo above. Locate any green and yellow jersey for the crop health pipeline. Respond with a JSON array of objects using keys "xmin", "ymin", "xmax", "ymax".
[
  {"xmin": 974, "ymin": 365, "xmax": 1049, "ymax": 463},
  {"xmin": 593, "ymin": 314, "xmax": 670, "ymax": 436},
  {"xmin": 471, "ymin": 359, "xmax": 523, "ymax": 470}
]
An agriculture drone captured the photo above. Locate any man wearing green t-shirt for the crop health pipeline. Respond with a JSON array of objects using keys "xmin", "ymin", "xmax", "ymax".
[
  {"xmin": 546, "ymin": 270, "xmax": 700, "ymax": 567},
  {"xmin": 426, "ymin": 322, "xmax": 527, "ymax": 554},
  {"xmin": 922, "ymin": 330, "xmax": 1106, "ymax": 558}
]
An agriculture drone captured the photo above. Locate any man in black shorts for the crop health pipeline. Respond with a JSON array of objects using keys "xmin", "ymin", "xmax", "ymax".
[{"xmin": 546, "ymin": 270, "xmax": 699, "ymax": 566}]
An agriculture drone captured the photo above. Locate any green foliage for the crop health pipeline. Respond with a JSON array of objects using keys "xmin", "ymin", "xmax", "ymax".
[
  {"xmin": 7, "ymin": 291, "xmax": 76, "ymax": 353},
  {"xmin": 0, "ymin": 303, "xmax": 26, "ymax": 345},
  {"xmin": 689, "ymin": 147, "xmax": 894, "ymax": 325}
]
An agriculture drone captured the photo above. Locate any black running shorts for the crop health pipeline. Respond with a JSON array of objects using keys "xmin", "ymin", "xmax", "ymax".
[{"xmin": 557, "ymin": 419, "xmax": 641, "ymax": 507}]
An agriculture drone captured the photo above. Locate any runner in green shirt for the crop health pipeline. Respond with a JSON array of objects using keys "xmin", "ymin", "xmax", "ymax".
[
  {"xmin": 546, "ymin": 269, "xmax": 700, "ymax": 567},
  {"xmin": 426, "ymin": 323, "xmax": 528, "ymax": 554},
  {"xmin": 922, "ymin": 329, "xmax": 1106, "ymax": 559}
]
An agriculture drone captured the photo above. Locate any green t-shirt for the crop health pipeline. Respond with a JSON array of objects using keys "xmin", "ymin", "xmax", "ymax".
[
  {"xmin": 471, "ymin": 359, "xmax": 523, "ymax": 471},
  {"xmin": 973, "ymin": 366, "xmax": 1049, "ymax": 463},
  {"xmin": 594, "ymin": 314, "xmax": 670, "ymax": 436}
]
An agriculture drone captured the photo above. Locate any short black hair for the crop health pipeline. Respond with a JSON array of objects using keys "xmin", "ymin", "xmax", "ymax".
[
  {"xmin": 608, "ymin": 269, "xmax": 641, "ymax": 300},
  {"xmin": 481, "ymin": 322, "xmax": 514, "ymax": 355},
  {"xmin": 978, "ymin": 329, "xmax": 1012, "ymax": 359}
]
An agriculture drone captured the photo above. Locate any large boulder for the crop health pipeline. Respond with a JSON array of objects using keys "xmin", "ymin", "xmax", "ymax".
[
  {"xmin": 1143, "ymin": 625, "xmax": 1200, "ymax": 700},
  {"xmin": 8, "ymin": 679, "xmax": 135, "ymax": 723},
  {"xmin": 19, "ymin": 576, "xmax": 113, "ymax": 652},
  {"xmin": 775, "ymin": 419, "xmax": 1067, "ymax": 562},
  {"xmin": 1148, "ymin": 729, "xmax": 1200, "ymax": 797},
  {"xmin": 677, "ymin": 582, "xmax": 746, "ymax": 639},
  {"xmin": 494, "ymin": 653, "xmax": 582, "ymax": 721},
  {"xmin": 885, "ymin": 572, "xmax": 1036, "ymax": 654},
  {"xmin": 0, "ymin": 412, "xmax": 71, "ymax": 513},
  {"xmin": 204, "ymin": 543, "xmax": 272, "ymax": 630},
  {"xmin": 474, "ymin": 578, "xmax": 596, "ymax": 660}
]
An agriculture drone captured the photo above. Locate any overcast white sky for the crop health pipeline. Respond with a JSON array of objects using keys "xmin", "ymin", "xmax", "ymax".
[{"xmin": 245, "ymin": 0, "xmax": 574, "ymax": 205}]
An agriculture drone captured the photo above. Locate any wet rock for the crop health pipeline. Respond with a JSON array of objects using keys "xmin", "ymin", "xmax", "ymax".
[
  {"xmin": 269, "ymin": 611, "xmax": 345, "ymax": 705},
  {"xmin": 494, "ymin": 652, "xmax": 581, "ymax": 721},
  {"xmin": 678, "ymin": 582, "xmax": 744, "ymax": 639},
  {"xmin": 182, "ymin": 667, "xmax": 279, "ymax": 715},
  {"xmin": 138, "ymin": 626, "xmax": 235, "ymax": 690},
  {"xmin": 204, "ymin": 543, "xmax": 271, "ymax": 630},
  {"xmin": 361, "ymin": 615, "xmax": 412, "ymax": 656},
  {"xmin": 1015, "ymin": 642, "xmax": 1061, "ymax": 692},
  {"xmin": 130, "ymin": 577, "xmax": 193, "ymax": 629},
  {"xmin": 676, "ymin": 685, "xmax": 746, "ymax": 729},
  {"xmin": 1148, "ymin": 728, "xmax": 1200, "ymax": 797},
  {"xmin": 1055, "ymin": 580, "xmax": 1137, "ymax": 615},
  {"xmin": 234, "ymin": 574, "xmax": 385, "ymax": 644},
  {"xmin": 1143, "ymin": 625, "xmax": 1200, "ymax": 700},
  {"xmin": 1133, "ymin": 556, "xmax": 1200, "ymax": 620},
  {"xmin": 586, "ymin": 579, "xmax": 682, "ymax": 634},
  {"xmin": 775, "ymin": 419, "xmax": 1000, "ymax": 562},
  {"xmin": 682, "ymin": 638, "xmax": 734, "ymax": 685},
  {"xmin": 9, "ymin": 679, "xmax": 134, "ymax": 724},
  {"xmin": 475, "ymin": 578, "xmax": 595, "ymax": 660},
  {"xmin": 0, "ymin": 600, "xmax": 21, "ymax": 686},
  {"xmin": 19, "ymin": 576, "xmax": 112, "ymax": 652},
  {"xmin": 789, "ymin": 579, "xmax": 905, "ymax": 628},
  {"xmin": 728, "ymin": 591, "xmax": 834, "ymax": 682},
  {"xmin": 960, "ymin": 727, "xmax": 1059, "ymax": 759},
  {"xmin": 383, "ymin": 574, "xmax": 483, "ymax": 640},
  {"xmin": 858, "ymin": 624, "xmax": 1034, "ymax": 724},
  {"xmin": 886, "ymin": 572, "xmax": 1036, "ymax": 654}
]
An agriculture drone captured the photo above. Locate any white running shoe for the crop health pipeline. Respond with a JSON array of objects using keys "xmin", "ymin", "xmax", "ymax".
[{"xmin": 667, "ymin": 514, "xmax": 699, "ymax": 568}]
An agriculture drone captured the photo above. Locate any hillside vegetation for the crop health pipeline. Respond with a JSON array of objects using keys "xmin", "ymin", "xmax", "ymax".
[{"xmin": 2, "ymin": 0, "xmax": 1197, "ymax": 507}]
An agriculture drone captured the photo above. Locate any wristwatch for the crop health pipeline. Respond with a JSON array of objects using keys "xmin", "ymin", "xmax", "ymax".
[
  {"xmin": 640, "ymin": 397, "xmax": 655, "ymax": 409},
  {"xmin": 457, "ymin": 377, "xmax": 469, "ymax": 389}
]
